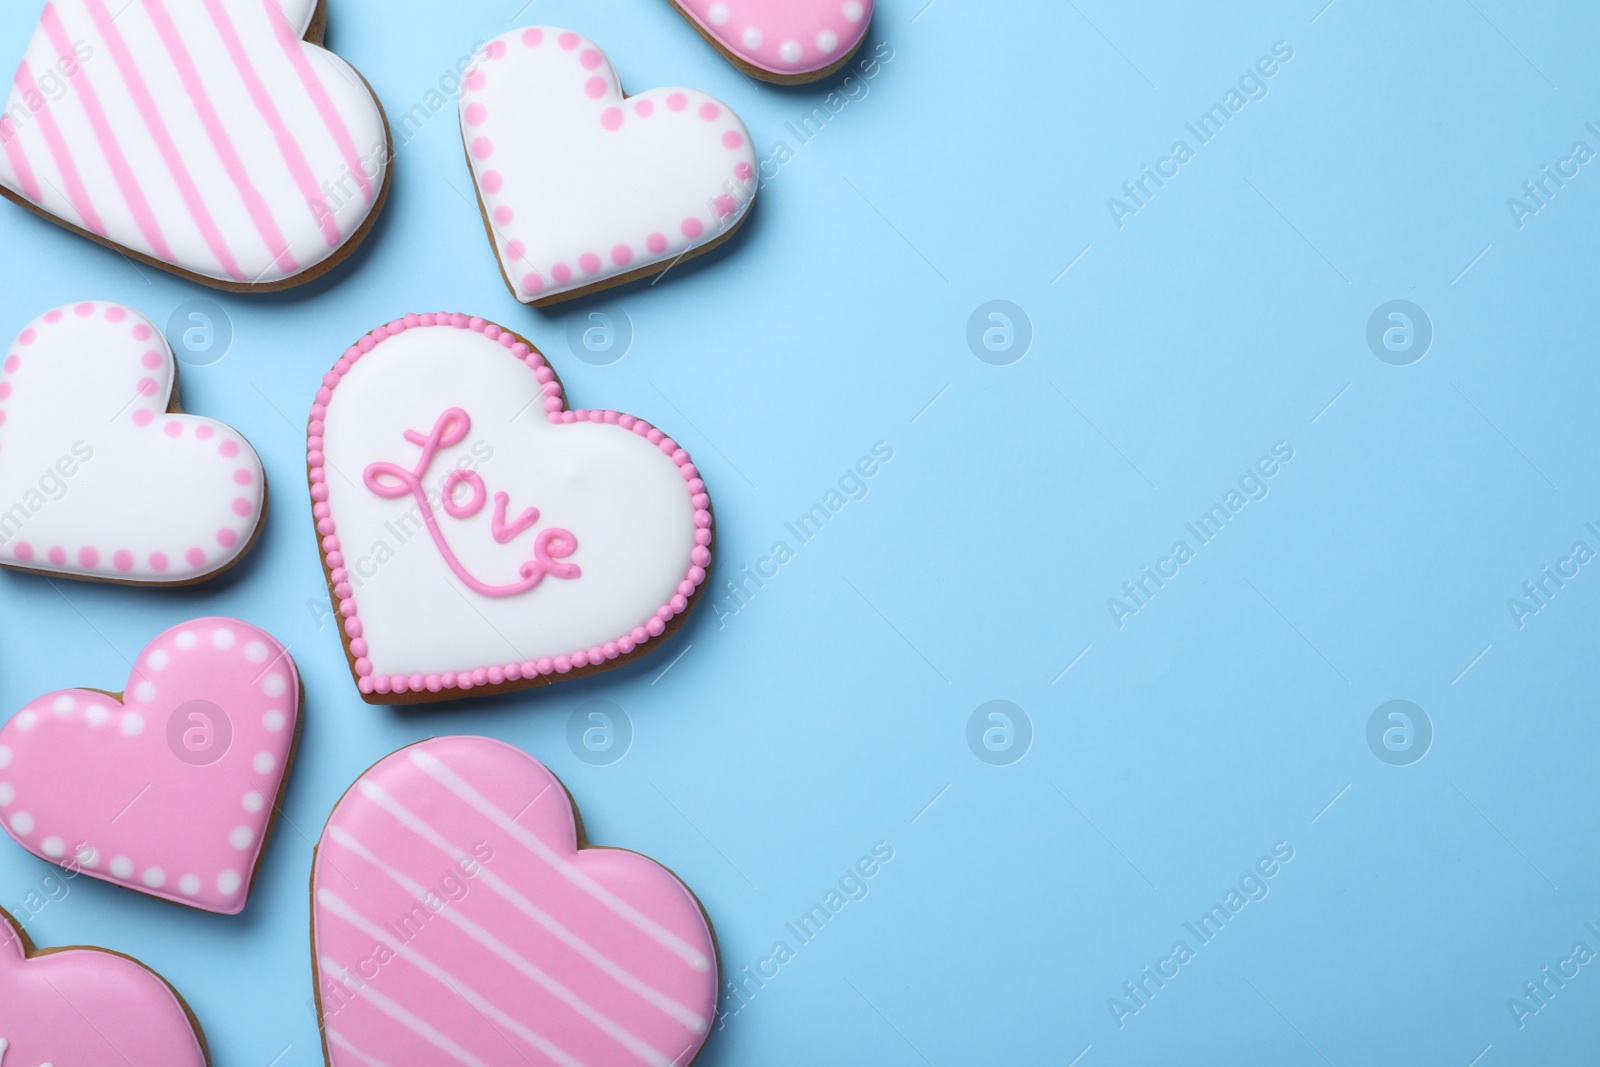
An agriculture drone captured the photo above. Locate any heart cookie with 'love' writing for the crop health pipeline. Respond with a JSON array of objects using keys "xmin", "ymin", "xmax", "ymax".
[
  {"xmin": 312, "ymin": 736, "xmax": 718, "ymax": 1067},
  {"xmin": 308, "ymin": 313, "xmax": 712, "ymax": 703},
  {"xmin": 460, "ymin": 29, "xmax": 756, "ymax": 305},
  {"xmin": 0, "ymin": 616, "xmax": 301, "ymax": 915},
  {"xmin": 668, "ymin": 0, "xmax": 874, "ymax": 82},
  {"xmin": 0, "ymin": 906, "xmax": 210, "ymax": 1065},
  {"xmin": 0, "ymin": 302, "xmax": 266, "ymax": 585},
  {"xmin": 0, "ymin": 0, "xmax": 390, "ymax": 289}
]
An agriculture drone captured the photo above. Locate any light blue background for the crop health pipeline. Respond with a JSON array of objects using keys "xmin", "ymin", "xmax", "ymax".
[{"xmin": 1, "ymin": 0, "xmax": 1598, "ymax": 1063}]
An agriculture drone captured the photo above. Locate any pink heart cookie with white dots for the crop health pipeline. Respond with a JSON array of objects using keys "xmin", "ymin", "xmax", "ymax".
[
  {"xmin": 0, "ymin": 301, "xmax": 266, "ymax": 585},
  {"xmin": 669, "ymin": 0, "xmax": 874, "ymax": 82},
  {"xmin": 312, "ymin": 736, "xmax": 718, "ymax": 1067},
  {"xmin": 460, "ymin": 28, "xmax": 757, "ymax": 305},
  {"xmin": 0, "ymin": 616, "xmax": 301, "ymax": 916}
]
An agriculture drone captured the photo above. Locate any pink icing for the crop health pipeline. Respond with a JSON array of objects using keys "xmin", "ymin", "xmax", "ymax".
[
  {"xmin": 0, "ymin": 909, "xmax": 208, "ymax": 1065},
  {"xmin": 362, "ymin": 408, "xmax": 581, "ymax": 598},
  {"xmin": 312, "ymin": 736, "xmax": 717, "ymax": 1067},
  {"xmin": 79, "ymin": 0, "xmax": 244, "ymax": 278},
  {"xmin": 305, "ymin": 315, "xmax": 712, "ymax": 699},
  {"xmin": 0, "ymin": 616, "xmax": 300, "ymax": 915},
  {"xmin": 673, "ymin": 0, "xmax": 873, "ymax": 77}
]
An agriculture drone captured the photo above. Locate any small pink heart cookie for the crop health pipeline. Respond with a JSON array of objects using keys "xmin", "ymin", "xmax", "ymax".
[
  {"xmin": 461, "ymin": 29, "xmax": 757, "ymax": 305},
  {"xmin": 0, "ymin": 302, "xmax": 266, "ymax": 585},
  {"xmin": 0, "ymin": 616, "xmax": 301, "ymax": 915},
  {"xmin": 670, "ymin": 0, "xmax": 874, "ymax": 82},
  {"xmin": 0, "ymin": 907, "xmax": 209, "ymax": 1066},
  {"xmin": 0, "ymin": 0, "xmax": 390, "ymax": 290},
  {"xmin": 312, "ymin": 736, "xmax": 718, "ymax": 1067}
]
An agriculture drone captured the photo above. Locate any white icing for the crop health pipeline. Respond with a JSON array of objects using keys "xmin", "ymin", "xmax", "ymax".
[
  {"xmin": 0, "ymin": 303, "xmax": 265, "ymax": 583},
  {"xmin": 320, "ymin": 325, "xmax": 699, "ymax": 677},
  {"xmin": 461, "ymin": 28, "xmax": 757, "ymax": 303},
  {"xmin": 0, "ymin": 0, "xmax": 387, "ymax": 285}
]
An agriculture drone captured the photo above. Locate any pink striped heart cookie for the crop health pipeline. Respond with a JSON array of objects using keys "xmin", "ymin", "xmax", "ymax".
[
  {"xmin": 312, "ymin": 736, "xmax": 719, "ymax": 1067},
  {"xmin": 0, "ymin": 906, "xmax": 209, "ymax": 1066},
  {"xmin": 669, "ymin": 0, "xmax": 874, "ymax": 82},
  {"xmin": 0, "ymin": 617, "xmax": 301, "ymax": 915},
  {"xmin": 0, "ymin": 302, "xmax": 266, "ymax": 585},
  {"xmin": 0, "ymin": 0, "xmax": 390, "ymax": 290},
  {"xmin": 461, "ymin": 29, "xmax": 756, "ymax": 305}
]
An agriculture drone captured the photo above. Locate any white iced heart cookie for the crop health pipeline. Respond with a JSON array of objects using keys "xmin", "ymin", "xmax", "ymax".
[
  {"xmin": 460, "ymin": 28, "xmax": 757, "ymax": 305},
  {"xmin": 308, "ymin": 313, "xmax": 713, "ymax": 703},
  {"xmin": 0, "ymin": 0, "xmax": 390, "ymax": 290},
  {"xmin": 0, "ymin": 302, "xmax": 266, "ymax": 584}
]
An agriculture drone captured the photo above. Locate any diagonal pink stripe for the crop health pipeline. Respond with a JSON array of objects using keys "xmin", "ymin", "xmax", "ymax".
[
  {"xmin": 39, "ymin": 3, "xmax": 173, "ymax": 261},
  {"xmin": 14, "ymin": 60, "xmax": 102, "ymax": 235},
  {"xmin": 196, "ymin": 0, "xmax": 336, "ymax": 249},
  {"xmin": 262, "ymin": 0, "xmax": 373, "ymax": 204},
  {"xmin": 81, "ymin": 0, "xmax": 245, "ymax": 280},
  {"xmin": 143, "ymin": 0, "xmax": 299, "ymax": 274},
  {"xmin": 0, "ymin": 98, "xmax": 42, "ymax": 203}
]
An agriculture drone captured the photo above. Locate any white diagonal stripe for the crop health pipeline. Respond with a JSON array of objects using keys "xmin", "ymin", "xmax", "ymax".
[
  {"xmin": 316, "ymin": 957, "xmax": 489, "ymax": 1067},
  {"xmin": 326, "ymin": 1029, "xmax": 393, "ymax": 1067},
  {"xmin": 408, "ymin": 750, "xmax": 712, "ymax": 971},
  {"xmin": 343, "ymin": 792, "xmax": 708, "ymax": 1031},
  {"xmin": 323, "ymin": 835, "xmax": 680, "ymax": 1064},
  {"xmin": 320, "ymin": 892, "xmax": 598, "ymax": 1067}
]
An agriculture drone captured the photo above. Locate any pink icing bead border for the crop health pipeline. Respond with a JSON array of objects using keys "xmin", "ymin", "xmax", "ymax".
[{"xmin": 306, "ymin": 312, "xmax": 713, "ymax": 699}]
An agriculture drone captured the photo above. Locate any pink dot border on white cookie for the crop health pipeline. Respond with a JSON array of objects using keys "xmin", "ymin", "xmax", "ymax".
[
  {"xmin": 0, "ymin": 301, "xmax": 264, "ymax": 581},
  {"xmin": 306, "ymin": 313, "xmax": 714, "ymax": 700},
  {"xmin": 462, "ymin": 28, "xmax": 757, "ymax": 303}
]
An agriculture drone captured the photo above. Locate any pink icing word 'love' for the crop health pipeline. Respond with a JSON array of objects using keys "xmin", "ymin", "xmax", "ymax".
[{"xmin": 362, "ymin": 408, "xmax": 580, "ymax": 598}]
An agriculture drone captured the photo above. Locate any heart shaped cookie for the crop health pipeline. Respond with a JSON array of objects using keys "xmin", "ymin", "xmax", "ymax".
[
  {"xmin": 312, "ymin": 736, "xmax": 718, "ymax": 1067},
  {"xmin": 0, "ymin": 616, "xmax": 301, "ymax": 915},
  {"xmin": 308, "ymin": 313, "xmax": 712, "ymax": 703},
  {"xmin": 0, "ymin": 301, "xmax": 266, "ymax": 585},
  {"xmin": 669, "ymin": 0, "xmax": 874, "ymax": 82},
  {"xmin": 459, "ymin": 29, "xmax": 756, "ymax": 305},
  {"xmin": 0, "ymin": 0, "xmax": 390, "ymax": 290},
  {"xmin": 0, "ymin": 906, "xmax": 209, "ymax": 1066}
]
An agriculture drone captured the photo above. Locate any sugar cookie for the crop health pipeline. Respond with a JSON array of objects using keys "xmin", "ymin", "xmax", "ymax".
[
  {"xmin": 460, "ymin": 28, "xmax": 756, "ymax": 305},
  {"xmin": 0, "ymin": 905, "xmax": 210, "ymax": 1065},
  {"xmin": 308, "ymin": 313, "xmax": 712, "ymax": 703},
  {"xmin": 668, "ymin": 0, "xmax": 875, "ymax": 83},
  {"xmin": 0, "ymin": 617, "xmax": 301, "ymax": 915},
  {"xmin": 0, "ymin": 0, "xmax": 390, "ymax": 289},
  {"xmin": 0, "ymin": 302, "xmax": 266, "ymax": 585},
  {"xmin": 312, "ymin": 736, "xmax": 718, "ymax": 1067}
]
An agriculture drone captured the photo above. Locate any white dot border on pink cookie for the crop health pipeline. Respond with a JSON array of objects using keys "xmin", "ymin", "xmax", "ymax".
[
  {"xmin": 307, "ymin": 313, "xmax": 714, "ymax": 699},
  {"xmin": 460, "ymin": 29, "xmax": 756, "ymax": 302},
  {"xmin": 0, "ymin": 302, "xmax": 265, "ymax": 580},
  {"xmin": 0, "ymin": 618, "xmax": 297, "ymax": 915},
  {"xmin": 689, "ymin": 0, "xmax": 873, "ymax": 77}
]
